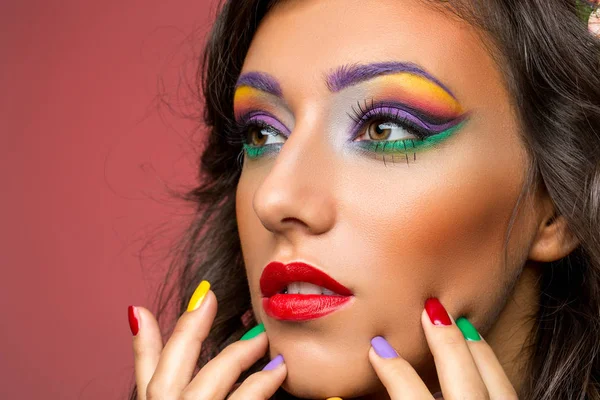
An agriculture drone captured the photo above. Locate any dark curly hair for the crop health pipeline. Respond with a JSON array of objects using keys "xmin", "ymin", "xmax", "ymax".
[{"xmin": 129, "ymin": 0, "xmax": 600, "ymax": 399}]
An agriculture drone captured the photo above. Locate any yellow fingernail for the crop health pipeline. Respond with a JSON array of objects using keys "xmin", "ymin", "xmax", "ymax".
[
  {"xmin": 186, "ymin": 280, "xmax": 211, "ymax": 312},
  {"xmin": 327, "ymin": 398, "xmax": 343, "ymax": 400}
]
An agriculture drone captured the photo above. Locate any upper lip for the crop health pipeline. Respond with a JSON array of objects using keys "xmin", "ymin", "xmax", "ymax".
[{"xmin": 260, "ymin": 261, "xmax": 353, "ymax": 297}]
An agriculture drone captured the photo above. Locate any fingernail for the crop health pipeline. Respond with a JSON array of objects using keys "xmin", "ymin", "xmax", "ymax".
[
  {"xmin": 128, "ymin": 305, "xmax": 140, "ymax": 336},
  {"xmin": 371, "ymin": 336, "xmax": 398, "ymax": 359},
  {"xmin": 326, "ymin": 397, "xmax": 343, "ymax": 400},
  {"xmin": 433, "ymin": 392, "xmax": 444, "ymax": 399},
  {"xmin": 187, "ymin": 280, "xmax": 211, "ymax": 312},
  {"xmin": 240, "ymin": 323, "xmax": 265, "ymax": 341},
  {"xmin": 262, "ymin": 354, "xmax": 284, "ymax": 371},
  {"xmin": 425, "ymin": 298, "xmax": 452, "ymax": 326},
  {"xmin": 456, "ymin": 317, "xmax": 481, "ymax": 341}
]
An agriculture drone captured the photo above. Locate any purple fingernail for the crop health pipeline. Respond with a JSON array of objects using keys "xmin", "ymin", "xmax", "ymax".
[
  {"xmin": 371, "ymin": 336, "xmax": 398, "ymax": 359},
  {"xmin": 433, "ymin": 392, "xmax": 444, "ymax": 399},
  {"xmin": 262, "ymin": 354, "xmax": 284, "ymax": 371}
]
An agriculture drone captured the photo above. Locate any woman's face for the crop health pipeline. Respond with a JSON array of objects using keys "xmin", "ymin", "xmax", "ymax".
[{"xmin": 235, "ymin": 0, "xmax": 540, "ymax": 398}]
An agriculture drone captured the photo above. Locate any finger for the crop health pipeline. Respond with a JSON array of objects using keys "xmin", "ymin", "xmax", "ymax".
[
  {"xmin": 368, "ymin": 337, "xmax": 433, "ymax": 399},
  {"xmin": 422, "ymin": 298, "xmax": 488, "ymax": 399},
  {"xmin": 455, "ymin": 318, "xmax": 518, "ymax": 400},
  {"xmin": 129, "ymin": 306, "xmax": 163, "ymax": 400},
  {"xmin": 146, "ymin": 282, "xmax": 217, "ymax": 398},
  {"xmin": 181, "ymin": 329, "xmax": 269, "ymax": 399},
  {"xmin": 227, "ymin": 355, "xmax": 287, "ymax": 400}
]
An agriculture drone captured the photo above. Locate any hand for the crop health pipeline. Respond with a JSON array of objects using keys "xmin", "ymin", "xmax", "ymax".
[
  {"xmin": 368, "ymin": 298, "xmax": 518, "ymax": 400},
  {"xmin": 128, "ymin": 280, "xmax": 287, "ymax": 400}
]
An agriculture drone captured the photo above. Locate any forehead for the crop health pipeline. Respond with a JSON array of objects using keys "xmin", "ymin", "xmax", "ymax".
[{"xmin": 241, "ymin": 0, "xmax": 495, "ymax": 99}]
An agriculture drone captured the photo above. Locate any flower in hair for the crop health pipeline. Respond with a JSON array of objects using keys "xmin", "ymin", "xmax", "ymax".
[
  {"xmin": 589, "ymin": 6, "xmax": 600, "ymax": 35},
  {"xmin": 577, "ymin": 0, "xmax": 600, "ymax": 35}
]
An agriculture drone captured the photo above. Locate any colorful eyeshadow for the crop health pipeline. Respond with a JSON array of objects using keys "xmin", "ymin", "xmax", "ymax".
[
  {"xmin": 234, "ymin": 62, "xmax": 468, "ymax": 163},
  {"xmin": 354, "ymin": 121, "xmax": 465, "ymax": 155},
  {"xmin": 243, "ymin": 143, "xmax": 282, "ymax": 158},
  {"xmin": 365, "ymin": 73, "xmax": 463, "ymax": 119},
  {"xmin": 234, "ymin": 86, "xmax": 271, "ymax": 116}
]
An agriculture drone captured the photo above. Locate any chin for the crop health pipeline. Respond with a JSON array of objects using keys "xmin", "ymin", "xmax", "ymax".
[
  {"xmin": 272, "ymin": 345, "xmax": 384, "ymax": 399},
  {"xmin": 281, "ymin": 369, "xmax": 382, "ymax": 399}
]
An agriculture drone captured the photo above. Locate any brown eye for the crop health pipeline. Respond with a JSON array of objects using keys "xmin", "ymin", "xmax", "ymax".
[
  {"xmin": 247, "ymin": 125, "xmax": 281, "ymax": 147},
  {"xmin": 356, "ymin": 120, "xmax": 419, "ymax": 143},
  {"xmin": 366, "ymin": 120, "xmax": 394, "ymax": 140},
  {"xmin": 247, "ymin": 126, "xmax": 267, "ymax": 146}
]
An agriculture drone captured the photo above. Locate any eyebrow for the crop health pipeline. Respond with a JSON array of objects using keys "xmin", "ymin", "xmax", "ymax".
[
  {"xmin": 235, "ymin": 61, "xmax": 456, "ymax": 100},
  {"xmin": 326, "ymin": 61, "xmax": 456, "ymax": 98},
  {"xmin": 235, "ymin": 71, "xmax": 282, "ymax": 97}
]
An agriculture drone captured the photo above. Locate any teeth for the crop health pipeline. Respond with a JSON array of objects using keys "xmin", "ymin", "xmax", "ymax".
[{"xmin": 284, "ymin": 282, "xmax": 337, "ymax": 295}]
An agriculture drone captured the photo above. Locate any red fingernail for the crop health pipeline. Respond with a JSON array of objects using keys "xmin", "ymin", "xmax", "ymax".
[
  {"xmin": 128, "ymin": 305, "xmax": 140, "ymax": 336},
  {"xmin": 425, "ymin": 298, "xmax": 452, "ymax": 326}
]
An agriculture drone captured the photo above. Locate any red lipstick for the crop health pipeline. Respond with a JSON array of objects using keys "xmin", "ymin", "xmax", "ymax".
[{"xmin": 260, "ymin": 261, "xmax": 353, "ymax": 321}]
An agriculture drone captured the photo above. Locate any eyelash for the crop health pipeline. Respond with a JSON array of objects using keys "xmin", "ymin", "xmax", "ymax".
[
  {"xmin": 348, "ymin": 99, "xmax": 441, "ymax": 165},
  {"xmin": 230, "ymin": 117, "xmax": 284, "ymax": 161},
  {"xmin": 233, "ymin": 101, "xmax": 455, "ymax": 165},
  {"xmin": 348, "ymin": 98, "xmax": 432, "ymax": 141}
]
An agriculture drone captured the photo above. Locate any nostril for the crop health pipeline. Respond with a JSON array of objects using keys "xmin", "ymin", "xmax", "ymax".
[
  {"xmin": 281, "ymin": 217, "xmax": 304, "ymax": 225},
  {"xmin": 281, "ymin": 217, "xmax": 312, "ymax": 232}
]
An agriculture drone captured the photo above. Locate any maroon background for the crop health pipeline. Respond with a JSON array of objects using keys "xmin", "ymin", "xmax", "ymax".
[{"xmin": 1, "ymin": 1, "xmax": 216, "ymax": 398}]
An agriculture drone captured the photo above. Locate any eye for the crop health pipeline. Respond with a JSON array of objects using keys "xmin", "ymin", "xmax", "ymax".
[
  {"xmin": 246, "ymin": 124, "xmax": 284, "ymax": 147},
  {"xmin": 356, "ymin": 119, "xmax": 420, "ymax": 142}
]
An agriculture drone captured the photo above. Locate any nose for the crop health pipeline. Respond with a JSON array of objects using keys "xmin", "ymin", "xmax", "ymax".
[{"xmin": 252, "ymin": 126, "xmax": 337, "ymax": 238}]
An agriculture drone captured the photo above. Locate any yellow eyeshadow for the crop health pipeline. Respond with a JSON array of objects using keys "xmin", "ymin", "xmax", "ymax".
[
  {"xmin": 373, "ymin": 73, "xmax": 463, "ymax": 114},
  {"xmin": 233, "ymin": 86, "xmax": 265, "ymax": 105}
]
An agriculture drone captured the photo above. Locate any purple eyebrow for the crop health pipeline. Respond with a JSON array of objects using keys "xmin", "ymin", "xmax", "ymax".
[
  {"xmin": 235, "ymin": 72, "xmax": 282, "ymax": 97},
  {"xmin": 326, "ymin": 61, "xmax": 456, "ymax": 98}
]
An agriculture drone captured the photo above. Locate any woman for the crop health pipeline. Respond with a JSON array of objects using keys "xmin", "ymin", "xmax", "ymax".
[{"xmin": 127, "ymin": 0, "xmax": 600, "ymax": 398}]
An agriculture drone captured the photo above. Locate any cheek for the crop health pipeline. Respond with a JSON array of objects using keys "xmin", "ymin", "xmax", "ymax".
[
  {"xmin": 236, "ymin": 168, "xmax": 273, "ymax": 301},
  {"xmin": 236, "ymin": 170, "xmax": 260, "ymax": 264},
  {"xmin": 337, "ymin": 127, "xmax": 533, "ymax": 356},
  {"xmin": 392, "ymin": 167, "xmax": 521, "ymax": 298},
  {"xmin": 401, "ymin": 147, "xmax": 532, "ymax": 320}
]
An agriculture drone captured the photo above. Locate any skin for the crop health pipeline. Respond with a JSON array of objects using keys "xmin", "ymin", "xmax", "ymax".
[
  {"xmin": 130, "ymin": 0, "xmax": 579, "ymax": 399},
  {"xmin": 235, "ymin": 0, "xmax": 577, "ymax": 398}
]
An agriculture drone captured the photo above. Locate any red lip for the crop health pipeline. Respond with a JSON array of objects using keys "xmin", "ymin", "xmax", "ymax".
[{"xmin": 260, "ymin": 261, "xmax": 353, "ymax": 321}]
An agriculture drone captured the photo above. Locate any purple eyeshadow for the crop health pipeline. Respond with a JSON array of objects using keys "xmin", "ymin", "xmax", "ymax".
[
  {"xmin": 349, "ymin": 104, "xmax": 464, "ymax": 139},
  {"xmin": 245, "ymin": 111, "xmax": 290, "ymax": 136}
]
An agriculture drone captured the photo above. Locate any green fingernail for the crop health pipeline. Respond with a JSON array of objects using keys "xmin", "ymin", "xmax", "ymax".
[
  {"xmin": 456, "ymin": 317, "xmax": 481, "ymax": 341},
  {"xmin": 240, "ymin": 323, "xmax": 265, "ymax": 341}
]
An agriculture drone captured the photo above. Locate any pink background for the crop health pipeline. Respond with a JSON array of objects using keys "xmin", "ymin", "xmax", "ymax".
[{"xmin": 1, "ymin": 1, "xmax": 216, "ymax": 398}]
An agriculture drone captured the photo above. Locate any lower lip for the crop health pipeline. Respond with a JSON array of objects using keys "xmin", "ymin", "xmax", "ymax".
[{"xmin": 262, "ymin": 294, "xmax": 353, "ymax": 321}]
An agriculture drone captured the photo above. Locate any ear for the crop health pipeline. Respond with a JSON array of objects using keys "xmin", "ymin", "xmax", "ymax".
[{"xmin": 528, "ymin": 211, "xmax": 580, "ymax": 263}]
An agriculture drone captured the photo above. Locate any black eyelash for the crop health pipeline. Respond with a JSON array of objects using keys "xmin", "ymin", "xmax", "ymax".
[
  {"xmin": 224, "ymin": 119, "xmax": 246, "ymax": 147},
  {"xmin": 348, "ymin": 98, "xmax": 435, "ymax": 141},
  {"xmin": 225, "ymin": 116, "xmax": 281, "ymax": 147}
]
